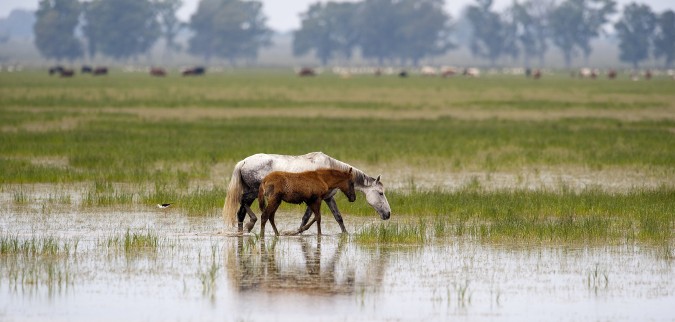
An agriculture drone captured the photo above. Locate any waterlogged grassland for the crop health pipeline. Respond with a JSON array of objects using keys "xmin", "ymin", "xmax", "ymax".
[
  {"xmin": 351, "ymin": 188, "xmax": 674, "ymax": 245},
  {"xmin": 1, "ymin": 70, "xmax": 673, "ymax": 244}
]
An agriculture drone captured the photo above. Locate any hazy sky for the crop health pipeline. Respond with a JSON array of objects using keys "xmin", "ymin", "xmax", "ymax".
[{"xmin": 2, "ymin": 0, "xmax": 674, "ymax": 32}]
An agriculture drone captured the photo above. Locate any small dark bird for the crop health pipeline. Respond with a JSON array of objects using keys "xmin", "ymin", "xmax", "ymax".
[{"xmin": 157, "ymin": 203, "xmax": 172, "ymax": 209}]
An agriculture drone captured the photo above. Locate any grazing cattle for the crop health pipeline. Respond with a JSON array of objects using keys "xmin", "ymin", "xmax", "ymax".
[
  {"xmin": 420, "ymin": 66, "xmax": 437, "ymax": 76},
  {"xmin": 93, "ymin": 67, "xmax": 108, "ymax": 75},
  {"xmin": 59, "ymin": 69, "xmax": 75, "ymax": 77},
  {"xmin": 298, "ymin": 67, "xmax": 316, "ymax": 77},
  {"xmin": 533, "ymin": 69, "xmax": 542, "ymax": 79},
  {"xmin": 462, "ymin": 68, "xmax": 480, "ymax": 77},
  {"xmin": 81, "ymin": 65, "xmax": 93, "ymax": 74},
  {"xmin": 644, "ymin": 70, "xmax": 652, "ymax": 80},
  {"xmin": 607, "ymin": 69, "xmax": 617, "ymax": 79},
  {"xmin": 49, "ymin": 66, "xmax": 64, "ymax": 76},
  {"xmin": 150, "ymin": 67, "xmax": 167, "ymax": 77},
  {"xmin": 182, "ymin": 66, "xmax": 206, "ymax": 76},
  {"xmin": 579, "ymin": 68, "xmax": 598, "ymax": 79},
  {"xmin": 398, "ymin": 70, "xmax": 408, "ymax": 78},
  {"xmin": 441, "ymin": 67, "xmax": 457, "ymax": 77}
]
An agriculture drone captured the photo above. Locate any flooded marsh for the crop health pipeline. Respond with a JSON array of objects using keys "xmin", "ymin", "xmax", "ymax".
[{"xmin": 1, "ymin": 207, "xmax": 673, "ymax": 322}]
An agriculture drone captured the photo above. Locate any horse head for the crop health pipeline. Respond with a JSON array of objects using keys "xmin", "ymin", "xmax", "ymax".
[{"xmin": 363, "ymin": 175, "xmax": 391, "ymax": 220}]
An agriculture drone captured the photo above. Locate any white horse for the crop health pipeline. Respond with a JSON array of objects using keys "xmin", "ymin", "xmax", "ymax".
[{"xmin": 223, "ymin": 152, "xmax": 391, "ymax": 233}]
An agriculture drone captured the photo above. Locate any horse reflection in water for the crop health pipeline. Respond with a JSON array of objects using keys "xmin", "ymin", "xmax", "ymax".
[{"xmin": 225, "ymin": 236, "xmax": 388, "ymax": 295}]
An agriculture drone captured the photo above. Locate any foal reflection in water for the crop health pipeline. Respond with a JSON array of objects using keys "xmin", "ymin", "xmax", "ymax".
[{"xmin": 258, "ymin": 168, "xmax": 356, "ymax": 237}]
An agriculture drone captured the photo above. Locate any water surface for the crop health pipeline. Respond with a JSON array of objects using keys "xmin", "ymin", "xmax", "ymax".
[{"xmin": 1, "ymin": 209, "xmax": 673, "ymax": 322}]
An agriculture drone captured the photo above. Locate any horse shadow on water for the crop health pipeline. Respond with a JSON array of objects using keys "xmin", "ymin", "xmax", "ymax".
[{"xmin": 225, "ymin": 236, "xmax": 389, "ymax": 295}]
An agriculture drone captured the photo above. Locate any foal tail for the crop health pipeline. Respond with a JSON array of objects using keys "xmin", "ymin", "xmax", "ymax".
[
  {"xmin": 223, "ymin": 160, "xmax": 245, "ymax": 228},
  {"xmin": 257, "ymin": 184, "xmax": 267, "ymax": 212}
]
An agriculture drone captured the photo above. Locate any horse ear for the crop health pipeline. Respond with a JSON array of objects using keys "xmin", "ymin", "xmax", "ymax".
[{"xmin": 376, "ymin": 175, "xmax": 381, "ymax": 183}]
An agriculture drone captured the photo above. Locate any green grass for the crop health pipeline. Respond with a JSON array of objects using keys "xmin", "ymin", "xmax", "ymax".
[
  {"xmin": 1, "ymin": 117, "xmax": 673, "ymax": 183},
  {"xmin": 0, "ymin": 235, "xmax": 78, "ymax": 257},
  {"xmin": 350, "ymin": 187, "xmax": 674, "ymax": 244},
  {"xmin": 1, "ymin": 70, "xmax": 673, "ymax": 244},
  {"xmin": 354, "ymin": 220, "xmax": 427, "ymax": 244},
  {"xmin": 105, "ymin": 230, "xmax": 160, "ymax": 253},
  {"xmin": 0, "ymin": 234, "xmax": 78, "ymax": 293}
]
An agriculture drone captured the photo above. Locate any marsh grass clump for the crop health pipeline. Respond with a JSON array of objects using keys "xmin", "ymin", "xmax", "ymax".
[
  {"xmin": 0, "ymin": 234, "xmax": 78, "ymax": 293},
  {"xmin": 178, "ymin": 187, "xmax": 226, "ymax": 216},
  {"xmin": 354, "ymin": 220, "xmax": 427, "ymax": 244},
  {"xmin": 0, "ymin": 235, "xmax": 77, "ymax": 257},
  {"xmin": 105, "ymin": 230, "xmax": 160, "ymax": 254},
  {"xmin": 198, "ymin": 244, "xmax": 221, "ymax": 298},
  {"xmin": 12, "ymin": 189, "xmax": 30, "ymax": 204},
  {"xmin": 80, "ymin": 181, "xmax": 135, "ymax": 207},
  {"xmin": 141, "ymin": 185, "xmax": 225, "ymax": 216},
  {"xmin": 123, "ymin": 230, "xmax": 159, "ymax": 253}
]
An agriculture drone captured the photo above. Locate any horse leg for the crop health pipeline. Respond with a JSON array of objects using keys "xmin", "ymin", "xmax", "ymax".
[
  {"xmin": 236, "ymin": 204, "xmax": 247, "ymax": 232},
  {"xmin": 269, "ymin": 207, "xmax": 280, "ymax": 236},
  {"xmin": 260, "ymin": 198, "xmax": 281, "ymax": 238},
  {"xmin": 299, "ymin": 206, "xmax": 313, "ymax": 231},
  {"xmin": 324, "ymin": 197, "xmax": 348, "ymax": 234},
  {"xmin": 309, "ymin": 200, "xmax": 322, "ymax": 235},
  {"xmin": 297, "ymin": 217, "xmax": 317, "ymax": 235},
  {"xmin": 243, "ymin": 200, "xmax": 258, "ymax": 233}
]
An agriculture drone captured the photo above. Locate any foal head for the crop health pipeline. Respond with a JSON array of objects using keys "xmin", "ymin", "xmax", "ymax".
[{"xmin": 338, "ymin": 168, "xmax": 356, "ymax": 202}]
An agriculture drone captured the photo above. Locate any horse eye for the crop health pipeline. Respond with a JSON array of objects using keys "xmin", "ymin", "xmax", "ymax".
[{"xmin": 379, "ymin": 192, "xmax": 384, "ymax": 196}]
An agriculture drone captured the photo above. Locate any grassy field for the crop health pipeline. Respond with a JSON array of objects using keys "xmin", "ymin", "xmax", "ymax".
[{"xmin": 1, "ymin": 69, "xmax": 673, "ymax": 243}]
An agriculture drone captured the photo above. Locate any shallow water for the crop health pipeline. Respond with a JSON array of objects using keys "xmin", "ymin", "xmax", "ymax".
[{"xmin": 1, "ymin": 209, "xmax": 673, "ymax": 322}]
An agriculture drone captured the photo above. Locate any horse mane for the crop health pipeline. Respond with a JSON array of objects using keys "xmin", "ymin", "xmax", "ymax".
[{"xmin": 323, "ymin": 154, "xmax": 373, "ymax": 187}]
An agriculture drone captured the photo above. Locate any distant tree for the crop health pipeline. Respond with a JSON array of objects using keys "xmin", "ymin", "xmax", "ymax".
[
  {"xmin": 356, "ymin": 0, "xmax": 454, "ymax": 66},
  {"xmin": 654, "ymin": 10, "xmax": 675, "ymax": 68},
  {"xmin": 356, "ymin": 0, "xmax": 401, "ymax": 65},
  {"xmin": 549, "ymin": 0, "xmax": 616, "ymax": 67},
  {"xmin": 293, "ymin": 2, "xmax": 360, "ymax": 65},
  {"xmin": 466, "ymin": 0, "xmax": 518, "ymax": 66},
  {"xmin": 0, "ymin": 9, "xmax": 37, "ymax": 39},
  {"xmin": 83, "ymin": 0, "xmax": 161, "ymax": 60},
  {"xmin": 615, "ymin": 3, "xmax": 656, "ymax": 69},
  {"xmin": 188, "ymin": 0, "xmax": 272, "ymax": 64},
  {"xmin": 396, "ymin": 0, "xmax": 456, "ymax": 66},
  {"xmin": 33, "ymin": 0, "xmax": 83, "ymax": 61},
  {"xmin": 510, "ymin": 0, "xmax": 554, "ymax": 67},
  {"xmin": 154, "ymin": 0, "xmax": 184, "ymax": 61}
]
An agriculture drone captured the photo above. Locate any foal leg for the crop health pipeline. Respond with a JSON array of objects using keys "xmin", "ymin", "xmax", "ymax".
[
  {"xmin": 309, "ymin": 201, "xmax": 322, "ymax": 235},
  {"xmin": 260, "ymin": 198, "xmax": 281, "ymax": 238},
  {"xmin": 269, "ymin": 207, "xmax": 280, "ymax": 236}
]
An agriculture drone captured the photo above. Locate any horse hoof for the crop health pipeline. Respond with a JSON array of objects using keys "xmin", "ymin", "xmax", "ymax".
[{"xmin": 245, "ymin": 222, "xmax": 255, "ymax": 232}]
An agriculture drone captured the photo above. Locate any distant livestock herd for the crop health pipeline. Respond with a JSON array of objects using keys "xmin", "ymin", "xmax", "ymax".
[
  {"xmin": 42, "ymin": 64, "xmax": 673, "ymax": 81},
  {"xmin": 47, "ymin": 65, "xmax": 207, "ymax": 77}
]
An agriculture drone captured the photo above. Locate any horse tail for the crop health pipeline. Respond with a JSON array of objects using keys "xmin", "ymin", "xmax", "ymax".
[
  {"xmin": 258, "ymin": 184, "xmax": 266, "ymax": 212},
  {"xmin": 223, "ymin": 160, "xmax": 245, "ymax": 227}
]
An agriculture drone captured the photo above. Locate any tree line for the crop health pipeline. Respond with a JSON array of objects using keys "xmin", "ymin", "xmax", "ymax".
[{"xmin": 34, "ymin": 0, "xmax": 675, "ymax": 68}]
